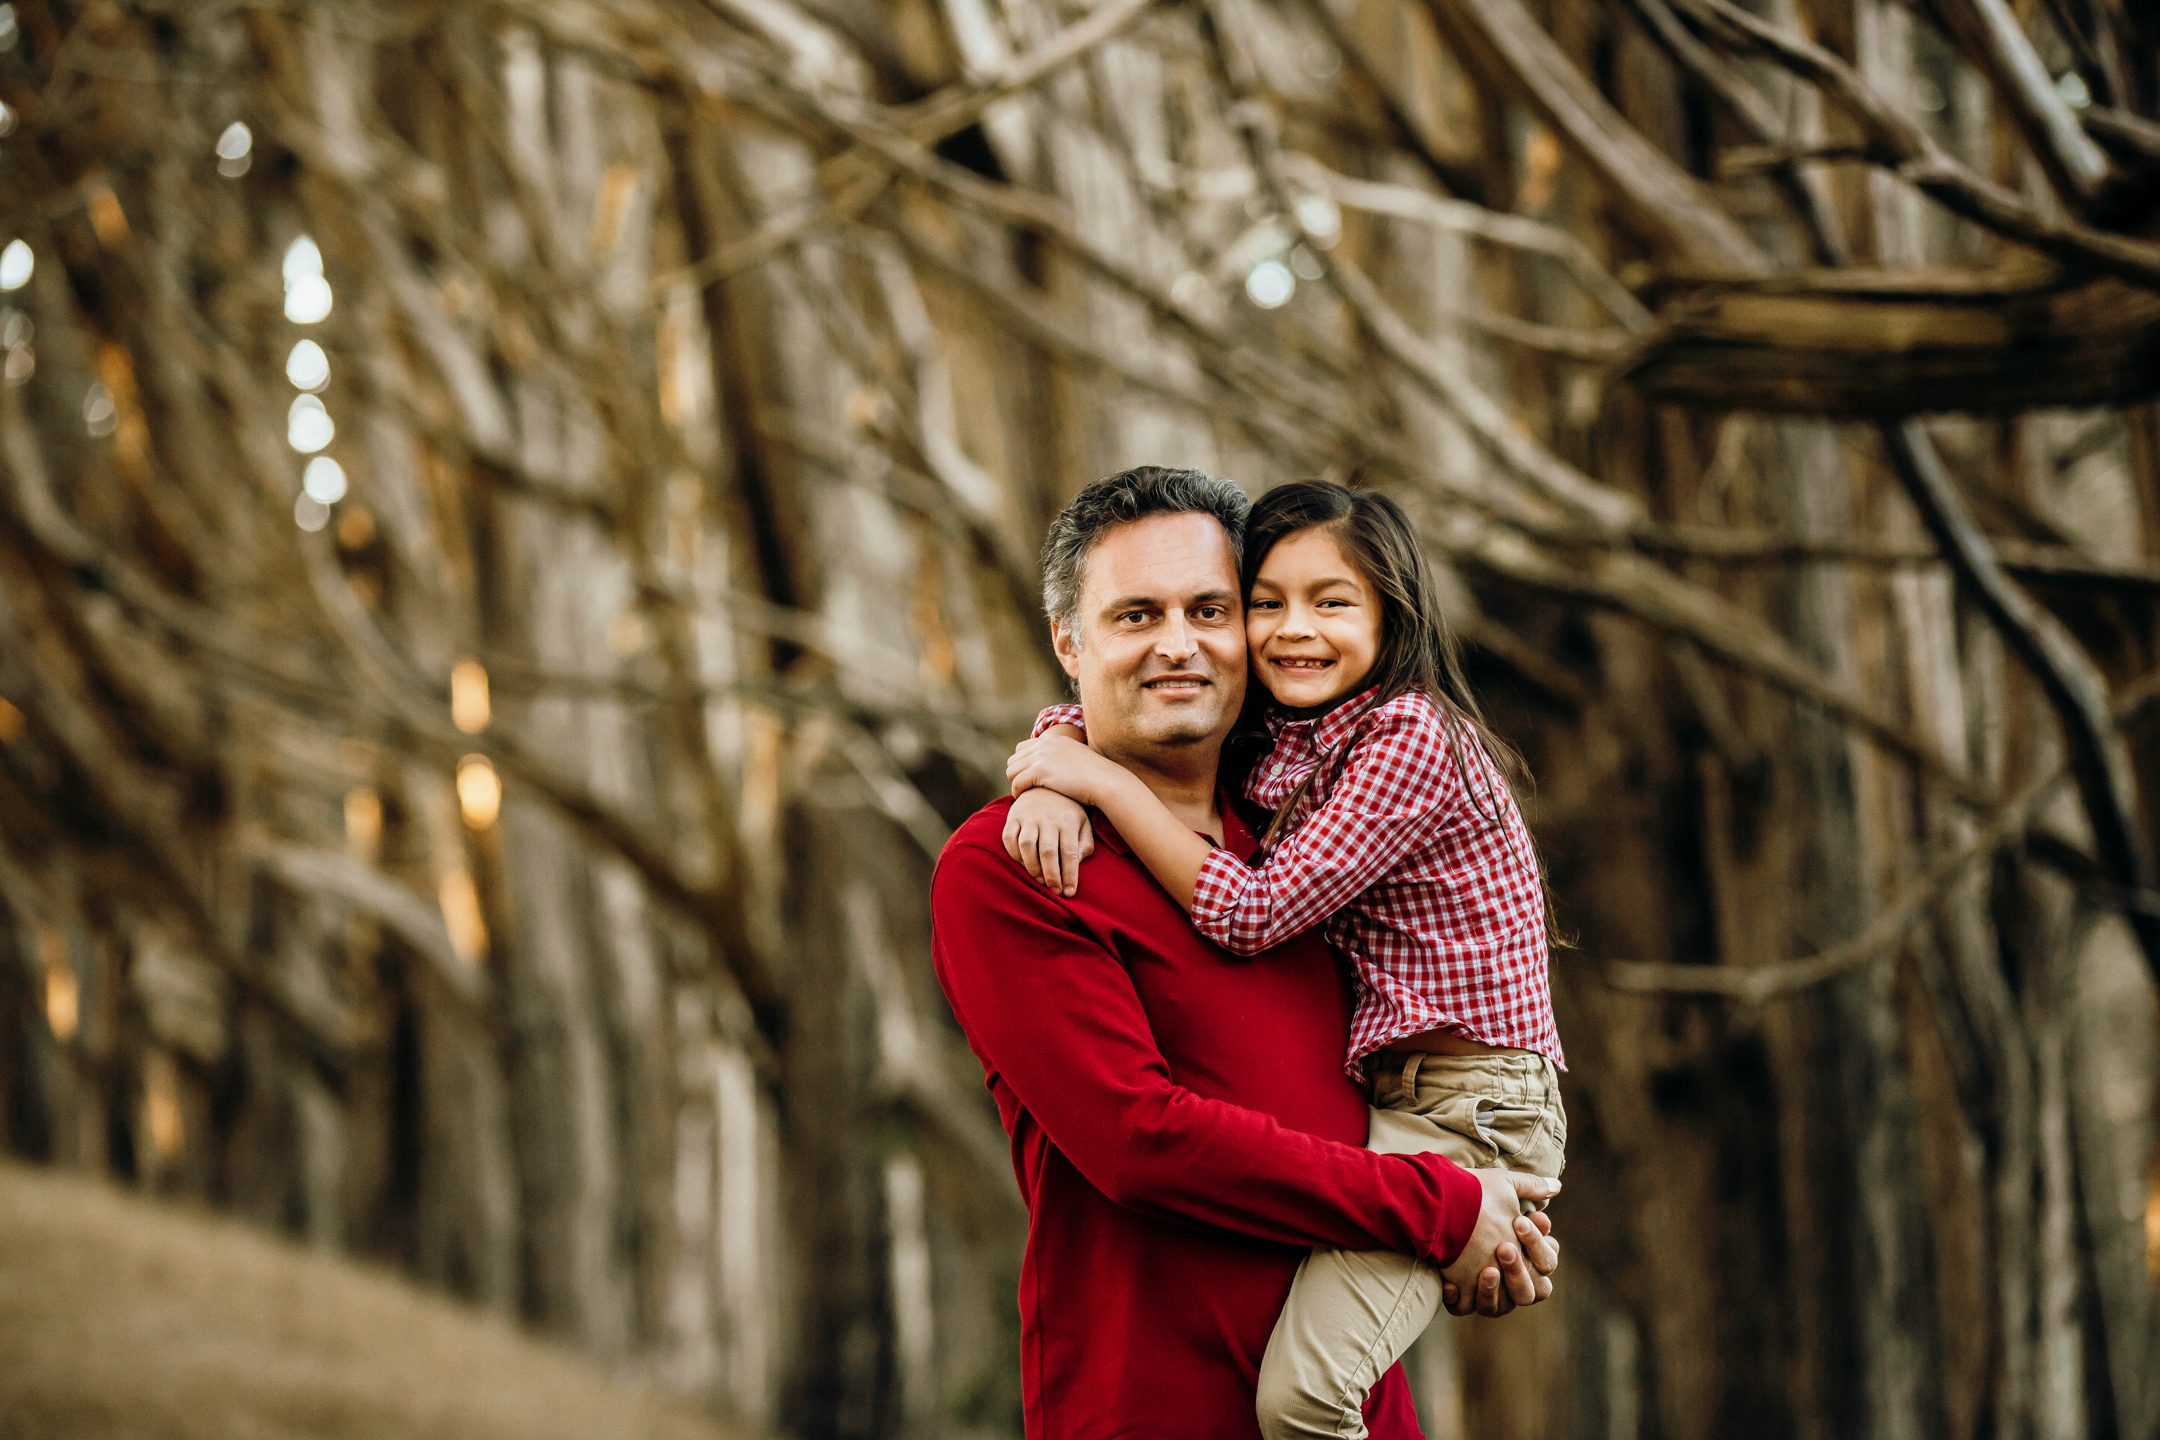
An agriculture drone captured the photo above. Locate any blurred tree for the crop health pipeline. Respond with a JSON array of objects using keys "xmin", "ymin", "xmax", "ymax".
[{"xmin": 0, "ymin": 0, "xmax": 2156, "ymax": 1437}]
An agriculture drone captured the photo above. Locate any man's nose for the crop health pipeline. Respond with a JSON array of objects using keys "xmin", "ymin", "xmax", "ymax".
[{"xmin": 1156, "ymin": 609, "xmax": 1198, "ymax": 662}]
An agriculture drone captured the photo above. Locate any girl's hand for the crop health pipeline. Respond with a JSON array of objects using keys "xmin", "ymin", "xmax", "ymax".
[
  {"xmin": 1001, "ymin": 787, "xmax": 1096, "ymax": 896},
  {"xmin": 1006, "ymin": 734, "xmax": 1126, "ymax": 809}
]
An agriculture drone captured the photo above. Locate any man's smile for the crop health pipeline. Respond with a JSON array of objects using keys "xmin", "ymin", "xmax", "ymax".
[{"xmin": 1141, "ymin": 672, "xmax": 1211, "ymax": 694}]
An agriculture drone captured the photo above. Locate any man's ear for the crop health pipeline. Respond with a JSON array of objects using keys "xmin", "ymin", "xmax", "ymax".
[{"xmin": 1051, "ymin": 621, "xmax": 1083, "ymax": 680}]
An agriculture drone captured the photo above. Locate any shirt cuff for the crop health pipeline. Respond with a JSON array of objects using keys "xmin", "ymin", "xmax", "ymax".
[
  {"xmin": 1424, "ymin": 1157, "xmax": 1488, "ymax": 1266},
  {"xmin": 1031, "ymin": 704, "xmax": 1086, "ymax": 740},
  {"xmin": 1188, "ymin": 846, "xmax": 1254, "ymax": 938}
]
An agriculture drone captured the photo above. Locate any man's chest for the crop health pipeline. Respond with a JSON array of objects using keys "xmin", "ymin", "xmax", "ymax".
[{"xmin": 1065, "ymin": 855, "xmax": 1365, "ymax": 1134}]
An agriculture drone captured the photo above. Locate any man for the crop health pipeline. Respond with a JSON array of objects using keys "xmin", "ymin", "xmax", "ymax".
[{"xmin": 931, "ymin": 467, "xmax": 1559, "ymax": 1438}]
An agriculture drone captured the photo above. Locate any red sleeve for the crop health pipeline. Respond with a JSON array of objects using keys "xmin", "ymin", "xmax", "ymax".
[
  {"xmin": 1031, "ymin": 703, "xmax": 1086, "ymax": 740},
  {"xmin": 931, "ymin": 835, "xmax": 1484, "ymax": 1263}
]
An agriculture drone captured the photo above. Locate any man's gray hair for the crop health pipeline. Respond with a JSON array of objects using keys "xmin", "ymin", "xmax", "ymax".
[{"xmin": 1040, "ymin": 466, "xmax": 1251, "ymax": 642}]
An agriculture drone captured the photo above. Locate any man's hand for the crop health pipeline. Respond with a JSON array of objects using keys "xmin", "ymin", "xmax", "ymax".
[
  {"xmin": 1439, "ymin": 1171, "xmax": 1560, "ymax": 1317},
  {"xmin": 1440, "ymin": 1212, "xmax": 1556, "ymax": 1317},
  {"xmin": 1002, "ymin": 787, "xmax": 1096, "ymax": 896}
]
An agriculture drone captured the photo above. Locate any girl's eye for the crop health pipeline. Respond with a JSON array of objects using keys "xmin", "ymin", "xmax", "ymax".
[{"xmin": 1250, "ymin": 598, "xmax": 1281, "ymax": 610}]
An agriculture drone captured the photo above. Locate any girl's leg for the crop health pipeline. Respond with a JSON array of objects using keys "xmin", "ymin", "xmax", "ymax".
[
  {"xmin": 1256, "ymin": 1230, "xmax": 1450, "ymax": 1439},
  {"xmin": 1255, "ymin": 1111, "xmax": 1483, "ymax": 1440},
  {"xmin": 1256, "ymin": 1056, "xmax": 1567, "ymax": 1440}
]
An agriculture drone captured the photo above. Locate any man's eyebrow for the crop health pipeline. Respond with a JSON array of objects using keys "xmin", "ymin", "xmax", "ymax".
[{"xmin": 1098, "ymin": 587, "xmax": 1237, "ymax": 611}]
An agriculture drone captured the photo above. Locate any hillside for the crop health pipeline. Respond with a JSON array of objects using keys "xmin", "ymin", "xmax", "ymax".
[{"xmin": 0, "ymin": 1163, "xmax": 750, "ymax": 1440}]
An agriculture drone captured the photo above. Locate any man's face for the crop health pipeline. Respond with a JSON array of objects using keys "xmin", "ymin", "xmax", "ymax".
[{"xmin": 1053, "ymin": 512, "xmax": 1247, "ymax": 759}]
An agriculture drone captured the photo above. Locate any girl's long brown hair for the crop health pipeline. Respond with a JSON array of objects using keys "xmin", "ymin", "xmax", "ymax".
[{"xmin": 1238, "ymin": 480, "xmax": 1529, "ymax": 857}]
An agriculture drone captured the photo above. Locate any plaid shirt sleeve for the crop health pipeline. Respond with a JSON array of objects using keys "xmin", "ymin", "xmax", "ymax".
[
  {"xmin": 1191, "ymin": 707, "xmax": 1457, "ymax": 955},
  {"xmin": 1031, "ymin": 704, "xmax": 1086, "ymax": 740}
]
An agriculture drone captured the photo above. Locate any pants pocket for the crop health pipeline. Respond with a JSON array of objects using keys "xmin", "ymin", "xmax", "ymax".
[
  {"xmin": 1415, "ymin": 1091, "xmax": 1563, "ymax": 1177},
  {"xmin": 1412, "ymin": 1093, "xmax": 1509, "ymax": 1162}
]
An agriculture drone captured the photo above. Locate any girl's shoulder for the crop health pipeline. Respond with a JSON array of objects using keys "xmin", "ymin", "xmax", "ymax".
[
  {"xmin": 1344, "ymin": 688, "xmax": 1457, "ymax": 751},
  {"xmin": 1338, "ymin": 689, "xmax": 1510, "ymax": 805},
  {"xmin": 1323, "ymin": 690, "xmax": 1468, "ymax": 796}
]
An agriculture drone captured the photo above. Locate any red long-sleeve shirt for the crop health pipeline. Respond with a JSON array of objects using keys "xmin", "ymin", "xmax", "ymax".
[{"xmin": 931, "ymin": 793, "xmax": 1484, "ymax": 1439}]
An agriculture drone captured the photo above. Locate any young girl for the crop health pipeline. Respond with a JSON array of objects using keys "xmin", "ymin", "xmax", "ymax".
[{"xmin": 1002, "ymin": 479, "xmax": 1564, "ymax": 1440}]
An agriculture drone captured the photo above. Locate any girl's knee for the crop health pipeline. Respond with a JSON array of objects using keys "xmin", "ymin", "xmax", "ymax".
[{"xmin": 1255, "ymin": 1361, "xmax": 1357, "ymax": 1440}]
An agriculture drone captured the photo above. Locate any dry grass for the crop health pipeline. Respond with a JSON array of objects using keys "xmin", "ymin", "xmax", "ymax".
[{"xmin": 0, "ymin": 1162, "xmax": 753, "ymax": 1440}]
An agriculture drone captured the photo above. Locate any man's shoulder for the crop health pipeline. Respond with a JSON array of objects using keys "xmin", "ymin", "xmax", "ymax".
[
  {"xmin": 934, "ymin": 798, "xmax": 1139, "ymax": 922},
  {"xmin": 935, "ymin": 796, "xmax": 1069, "ymax": 912},
  {"xmin": 931, "ymin": 802, "xmax": 1036, "ymax": 963},
  {"xmin": 938, "ymin": 797, "xmax": 1017, "ymax": 870}
]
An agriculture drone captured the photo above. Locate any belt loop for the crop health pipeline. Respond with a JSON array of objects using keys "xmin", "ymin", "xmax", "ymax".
[{"xmin": 1398, "ymin": 1051, "xmax": 1425, "ymax": 1109}]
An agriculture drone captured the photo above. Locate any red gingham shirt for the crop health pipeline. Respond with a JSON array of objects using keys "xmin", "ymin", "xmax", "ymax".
[{"xmin": 1033, "ymin": 688, "xmax": 1562, "ymax": 1076}]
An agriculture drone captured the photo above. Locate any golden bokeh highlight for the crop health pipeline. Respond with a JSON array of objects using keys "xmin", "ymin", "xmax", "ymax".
[
  {"xmin": 39, "ymin": 928, "xmax": 78, "ymax": 1042},
  {"xmin": 456, "ymin": 754, "xmax": 502, "ymax": 830},
  {"xmin": 450, "ymin": 658, "xmax": 491, "ymax": 734},
  {"xmin": 0, "ymin": 696, "xmax": 24, "ymax": 743},
  {"xmin": 336, "ymin": 503, "xmax": 377, "ymax": 548},
  {"xmin": 438, "ymin": 871, "xmax": 488, "ymax": 966},
  {"xmin": 344, "ymin": 786, "xmax": 383, "ymax": 862},
  {"xmin": 87, "ymin": 183, "xmax": 131, "ymax": 247},
  {"xmin": 98, "ymin": 342, "xmax": 150, "ymax": 483},
  {"xmin": 2148, "ymin": 1158, "xmax": 2160, "ymax": 1279},
  {"xmin": 144, "ymin": 1051, "xmax": 184, "ymax": 1160}
]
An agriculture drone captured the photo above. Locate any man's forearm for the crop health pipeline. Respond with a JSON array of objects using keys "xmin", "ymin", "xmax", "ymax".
[{"xmin": 1087, "ymin": 1089, "xmax": 1485, "ymax": 1263}]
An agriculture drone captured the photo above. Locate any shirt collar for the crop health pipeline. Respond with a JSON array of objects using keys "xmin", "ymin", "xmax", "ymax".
[
  {"xmin": 1089, "ymin": 782, "xmax": 1261, "ymax": 862},
  {"xmin": 1267, "ymin": 684, "xmax": 1382, "ymax": 753}
]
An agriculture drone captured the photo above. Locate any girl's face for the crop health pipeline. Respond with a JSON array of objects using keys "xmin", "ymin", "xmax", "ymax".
[{"xmin": 1246, "ymin": 527, "xmax": 1380, "ymax": 710}]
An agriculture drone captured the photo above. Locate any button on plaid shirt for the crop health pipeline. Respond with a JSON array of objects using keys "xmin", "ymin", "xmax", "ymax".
[{"xmin": 1033, "ymin": 688, "xmax": 1561, "ymax": 1076}]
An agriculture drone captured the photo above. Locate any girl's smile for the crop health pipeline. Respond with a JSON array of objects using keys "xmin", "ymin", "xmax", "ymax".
[{"xmin": 1247, "ymin": 527, "xmax": 1380, "ymax": 710}]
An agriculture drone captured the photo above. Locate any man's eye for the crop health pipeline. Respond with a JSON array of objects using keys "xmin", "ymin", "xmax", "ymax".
[{"xmin": 1119, "ymin": 611, "xmax": 1150, "ymax": 624}]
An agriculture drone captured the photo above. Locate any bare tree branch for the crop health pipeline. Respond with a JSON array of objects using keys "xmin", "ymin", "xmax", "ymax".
[
  {"xmin": 1925, "ymin": 0, "xmax": 2112, "ymax": 206},
  {"xmin": 648, "ymin": 0, "xmax": 1171, "ymax": 291},
  {"xmin": 1419, "ymin": 0, "xmax": 1765, "ymax": 271},
  {"xmin": 247, "ymin": 841, "xmax": 495, "ymax": 1020},
  {"xmin": 1291, "ymin": 156, "xmax": 1655, "ymax": 330},
  {"xmin": 1677, "ymin": 0, "xmax": 2160, "ymax": 290},
  {"xmin": 1624, "ymin": 263, "xmax": 2160, "ymax": 413},
  {"xmin": 1610, "ymin": 666, "xmax": 2160, "ymax": 998},
  {"xmin": 1877, "ymin": 419, "xmax": 2160, "ymax": 978},
  {"xmin": 1607, "ymin": 761, "xmax": 2059, "ymax": 1001}
]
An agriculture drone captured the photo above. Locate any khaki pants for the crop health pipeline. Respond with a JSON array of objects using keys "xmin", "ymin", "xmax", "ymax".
[{"xmin": 1256, "ymin": 1051, "xmax": 1567, "ymax": 1440}]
